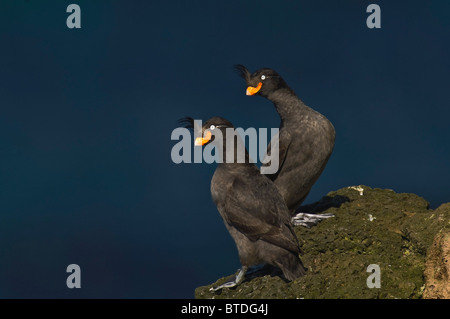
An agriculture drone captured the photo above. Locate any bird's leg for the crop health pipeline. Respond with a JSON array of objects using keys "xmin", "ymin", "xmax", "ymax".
[
  {"xmin": 245, "ymin": 264, "xmax": 266, "ymax": 276},
  {"xmin": 291, "ymin": 212, "xmax": 334, "ymax": 228},
  {"xmin": 209, "ymin": 266, "xmax": 248, "ymax": 292}
]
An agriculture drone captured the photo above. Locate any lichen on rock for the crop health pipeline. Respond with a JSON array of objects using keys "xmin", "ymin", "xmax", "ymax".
[
  {"xmin": 423, "ymin": 228, "xmax": 450, "ymax": 299},
  {"xmin": 195, "ymin": 186, "xmax": 450, "ymax": 299}
]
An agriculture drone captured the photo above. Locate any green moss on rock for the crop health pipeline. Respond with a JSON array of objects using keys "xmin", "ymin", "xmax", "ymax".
[{"xmin": 195, "ymin": 186, "xmax": 449, "ymax": 299}]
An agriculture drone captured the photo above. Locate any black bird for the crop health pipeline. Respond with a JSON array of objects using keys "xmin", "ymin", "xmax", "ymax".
[
  {"xmin": 182, "ymin": 116, "xmax": 306, "ymax": 290},
  {"xmin": 235, "ymin": 65, "xmax": 336, "ymax": 227}
]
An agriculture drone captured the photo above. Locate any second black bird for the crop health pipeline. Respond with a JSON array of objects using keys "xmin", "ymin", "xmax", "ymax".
[
  {"xmin": 235, "ymin": 65, "xmax": 336, "ymax": 226},
  {"xmin": 182, "ymin": 116, "xmax": 306, "ymax": 290}
]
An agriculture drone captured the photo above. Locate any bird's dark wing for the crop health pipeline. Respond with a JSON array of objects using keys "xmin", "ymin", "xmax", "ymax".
[
  {"xmin": 261, "ymin": 129, "xmax": 291, "ymax": 179},
  {"xmin": 220, "ymin": 175, "xmax": 300, "ymax": 254}
]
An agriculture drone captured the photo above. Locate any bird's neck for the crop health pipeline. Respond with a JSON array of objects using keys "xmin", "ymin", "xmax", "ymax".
[
  {"xmin": 266, "ymin": 88, "xmax": 310, "ymax": 121},
  {"xmin": 215, "ymin": 136, "xmax": 253, "ymax": 166},
  {"xmin": 217, "ymin": 149, "xmax": 255, "ymax": 172}
]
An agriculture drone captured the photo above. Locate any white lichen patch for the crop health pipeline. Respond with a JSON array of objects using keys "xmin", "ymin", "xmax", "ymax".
[{"xmin": 348, "ymin": 185, "xmax": 364, "ymax": 196}]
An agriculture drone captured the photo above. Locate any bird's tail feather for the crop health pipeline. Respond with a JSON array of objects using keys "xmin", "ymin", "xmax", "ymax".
[{"xmin": 275, "ymin": 253, "xmax": 307, "ymax": 281}]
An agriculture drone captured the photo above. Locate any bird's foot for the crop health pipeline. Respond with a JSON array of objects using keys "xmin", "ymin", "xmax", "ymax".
[
  {"xmin": 209, "ymin": 266, "xmax": 247, "ymax": 292},
  {"xmin": 291, "ymin": 212, "xmax": 334, "ymax": 228}
]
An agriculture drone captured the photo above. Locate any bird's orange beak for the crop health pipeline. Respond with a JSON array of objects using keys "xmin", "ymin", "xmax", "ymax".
[
  {"xmin": 246, "ymin": 82, "xmax": 262, "ymax": 96},
  {"xmin": 194, "ymin": 130, "xmax": 212, "ymax": 146}
]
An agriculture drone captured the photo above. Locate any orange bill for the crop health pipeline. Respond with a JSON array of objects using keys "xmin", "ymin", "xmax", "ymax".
[
  {"xmin": 246, "ymin": 82, "xmax": 262, "ymax": 95},
  {"xmin": 194, "ymin": 130, "xmax": 212, "ymax": 146}
]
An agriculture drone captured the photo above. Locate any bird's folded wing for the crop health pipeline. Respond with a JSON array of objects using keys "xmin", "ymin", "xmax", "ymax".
[{"xmin": 222, "ymin": 177, "xmax": 300, "ymax": 254}]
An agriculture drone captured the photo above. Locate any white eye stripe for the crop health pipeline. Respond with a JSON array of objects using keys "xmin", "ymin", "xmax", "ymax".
[{"xmin": 261, "ymin": 75, "xmax": 266, "ymax": 80}]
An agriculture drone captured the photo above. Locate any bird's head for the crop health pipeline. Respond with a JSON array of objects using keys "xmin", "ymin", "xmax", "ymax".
[
  {"xmin": 179, "ymin": 116, "xmax": 234, "ymax": 147},
  {"xmin": 234, "ymin": 64, "xmax": 289, "ymax": 98}
]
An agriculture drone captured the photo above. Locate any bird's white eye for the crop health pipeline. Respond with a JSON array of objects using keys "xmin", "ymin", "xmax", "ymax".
[
  {"xmin": 209, "ymin": 125, "xmax": 216, "ymax": 130},
  {"xmin": 261, "ymin": 75, "xmax": 266, "ymax": 80}
]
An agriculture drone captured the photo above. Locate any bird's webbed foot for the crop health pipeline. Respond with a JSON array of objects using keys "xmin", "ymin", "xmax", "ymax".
[
  {"xmin": 209, "ymin": 266, "xmax": 248, "ymax": 292},
  {"xmin": 291, "ymin": 212, "xmax": 335, "ymax": 228}
]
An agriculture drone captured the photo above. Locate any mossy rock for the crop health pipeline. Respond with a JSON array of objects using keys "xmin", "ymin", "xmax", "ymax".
[{"xmin": 195, "ymin": 186, "xmax": 450, "ymax": 299}]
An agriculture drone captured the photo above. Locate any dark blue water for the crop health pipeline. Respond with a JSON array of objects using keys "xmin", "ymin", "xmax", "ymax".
[{"xmin": 1, "ymin": 0, "xmax": 449, "ymax": 298}]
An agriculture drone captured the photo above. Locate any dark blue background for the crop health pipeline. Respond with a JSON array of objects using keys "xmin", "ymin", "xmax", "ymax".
[{"xmin": 0, "ymin": 0, "xmax": 449, "ymax": 298}]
